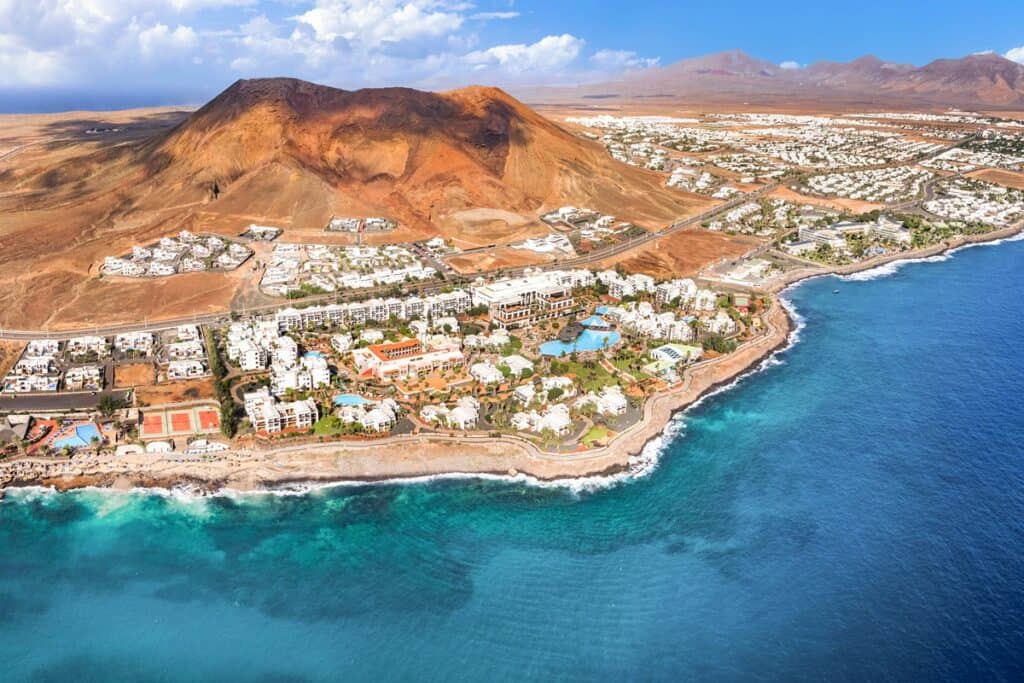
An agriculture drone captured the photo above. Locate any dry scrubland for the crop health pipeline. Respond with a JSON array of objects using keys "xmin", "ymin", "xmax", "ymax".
[{"xmin": 598, "ymin": 230, "xmax": 762, "ymax": 280}]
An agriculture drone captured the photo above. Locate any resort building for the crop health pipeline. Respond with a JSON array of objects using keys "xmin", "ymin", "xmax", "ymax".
[
  {"xmin": 166, "ymin": 340, "xmax": 204, "ymax": 360},
  {"xmin": 511, "ymin": 403, "xmax": 573, "ymax": 436},
  {"xmin": 499, "ymin": 355, "xmax": 534, "ymax": 377},
  {"xmin": 463, "ymin": 329, "xmax": 511, "ymax": 350},
  {"xmin": 655, "ymin": 279, "xmax": 698, "ymax": 306},
  {"xmin": 704, "ymin": 310, "xmax": 738, "ymax": 336},
  {"xmin": 575, "ymin": 385, "xmax": 629, "ymax": 416},
  {"xmin": 244, "ymin": 388, "xmax": 318, "ymax": 434},
  {"xmin": 420, "ymin": 397, "xmax": 480, "ymax": 430},
  {"xmin": 336, "ymin": 398, "xmax": 400, "ymax": 433},
  {"xmin": 644, "ymin": 344, "xmax": 704, "ymax": 376},
  {"xmin": 274, "ymin": 290, "xmax": 471, "ymax": 333},
  {"xmin": 473, "ymin": 271, "xmax": 589, "ymax": 330},
  {"xmin": 351, "ymin": 339, "xmax": 463, "ymax": 381},
  {"xmin": 470, "ymin": 361, "xmax": 504, "ymax": 385},
  {"xmin": 541, "ymin": 376, "xmax": 576, "ymax": 399}
]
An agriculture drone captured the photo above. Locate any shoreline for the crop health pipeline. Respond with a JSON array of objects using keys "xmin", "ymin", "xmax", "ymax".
[{"xmin": 1, "ymin": 224, "xmax": 1020, "ymax": 496}]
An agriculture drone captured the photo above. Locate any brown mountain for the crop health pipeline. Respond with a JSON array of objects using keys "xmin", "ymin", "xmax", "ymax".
[
  {"xmin": 0, "ymin": 78, "xmax": 710, "ymax": 328},
  {"xmin": 134, "ymin": 77, "xmax": 701, "ymax": 236},
  {"xmin": 536, "ymin": 50, "xmax": 1024, "ymax": 108}
]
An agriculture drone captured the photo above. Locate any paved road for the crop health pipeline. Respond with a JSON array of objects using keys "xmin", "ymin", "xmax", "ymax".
[{"xmin": 0, "ymin": 388, "xmax": 132, "ymax": 413}]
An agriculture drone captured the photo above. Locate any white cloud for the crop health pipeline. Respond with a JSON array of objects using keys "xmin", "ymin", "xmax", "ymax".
[
  {"xmin": 0, "ymin": 35, "xmax": 64, "ymax": 86},
  {"xmin": 0, "ymin": 1, "xmax": 670, "ymax": 95},
  {"xmin": 291, "ymin": 0, "xmax": 464, "ymax": 49},
  {"xmin": 466, "ymin": 34, "xmax": 584, "ymax": 74},
  {"xmin": 1006, "ymin": 46, "xmax": 1024, "ymax": 64},
  {"xmin": 471, "ymin": 11, "xmax": 520, "ymax": 20},
  {"xmin": 591, "ymin": 49, "xmax": 659, "ymax": 71},
  {"xmin": 137, "ymin": 24, "xmax": 199, "ymax": 59},
  {"xmin": 779, "ymin": 60, "xmax": 801, "ymax": 70}
]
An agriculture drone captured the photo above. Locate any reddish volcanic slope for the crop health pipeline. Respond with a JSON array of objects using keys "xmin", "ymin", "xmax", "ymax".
[
  {"xmin": 136, "ymin": 78, "xmax": 705, "ymax": 236},
  {"xmin": 0, "ymin": 78, "xmax": 711, "ymax": 328}
]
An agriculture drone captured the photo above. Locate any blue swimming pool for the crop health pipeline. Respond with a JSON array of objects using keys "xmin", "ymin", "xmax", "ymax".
[
  {"xmin": 333, "ymin": 394, "xmax": 369, "ymax": 407},
  {"xmin": 580, "ymin": 315, "xmax": 609, "ymax": 328},
  {"xmin": 540, "ymin": 329, "xmax": 620, "ymax": 357},
  {"xmin": 53, "ymin": 423, "xmax": 101, "ymax": 450}
]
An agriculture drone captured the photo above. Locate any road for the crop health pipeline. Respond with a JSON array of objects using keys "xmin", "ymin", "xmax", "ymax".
[
  {"xmin": 0, "ymin": 388, "xmax": 132, "ymax": 413},
  {"xmin": 0, "ymin": 132, "xmax": 974, "ymax": 340}
]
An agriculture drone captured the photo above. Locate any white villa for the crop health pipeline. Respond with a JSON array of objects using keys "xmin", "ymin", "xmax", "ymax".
[
  {"xmin": 511, "ymin": 403, "xmax": 573, "ymax": 436},
  {"xmin": 575, "ymin": 385, "xmax": 629, "ymax": 417},
  {"xmin": 419, "ymin": 397, "xmax": 480, "ymax": 430}
]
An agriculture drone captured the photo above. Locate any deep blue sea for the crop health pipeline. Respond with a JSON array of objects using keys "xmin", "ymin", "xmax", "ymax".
[{"xmin": 3, "ymin": 238, "xmax": 1024, "ymax": 681}]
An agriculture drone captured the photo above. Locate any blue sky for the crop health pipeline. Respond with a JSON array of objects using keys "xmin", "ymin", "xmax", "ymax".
[{"xmin": 1, "ymin": 1, "xmax": 1022, "ymax": 110}]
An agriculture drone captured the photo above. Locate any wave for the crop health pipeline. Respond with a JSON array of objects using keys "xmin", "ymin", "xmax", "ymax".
[{"xmin": 839, "ymin": 228, "xmax": 1023, "ymax": 282}]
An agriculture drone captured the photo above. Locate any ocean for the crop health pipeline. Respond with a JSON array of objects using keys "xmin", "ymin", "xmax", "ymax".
[{"xmin": 3, "ymin": 237, "xmax": 1024, "ymax": 681}]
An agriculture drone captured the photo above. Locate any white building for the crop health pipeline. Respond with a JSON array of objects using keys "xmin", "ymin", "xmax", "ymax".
[
  {"xmin": 63, "ymin": 365, "xmax": 103, "ymax": 391},
  {"xmin": 500, "ymin": 354, "xmax": 534, "ymax": 377},
  {"xmin": 470, "ymin": 361, "xmax": 504, "ymax": 385},
  {"xmin": 244, "ymin": 388, "xmax": 318, "ymax": 433},
  {"xmin": 575, "ymin": 385, "xmax": 628, "ymax": 416},
  {"xmin": 168, "ymin": 360, "xmax": 206, "ymax": 380},
  {"xmin": 420, "ymin": 396, "xmax": 479, "ymax": 430},
  {"xmin": 114, "ymin": 332, "xmax": 154, "ymax": 354},
  {"xmin": 511, "ymin": 403, "xmax": 572, "ymax": 436},
  {"xmin": 25, "ymin": 339, "xmax": 59, "ymax": 357},
  {"xmin": 337, "ymin": 398, "xmax": 400, "ymax": 433}
]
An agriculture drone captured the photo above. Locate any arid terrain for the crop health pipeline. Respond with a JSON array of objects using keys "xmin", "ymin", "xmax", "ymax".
[
  {"xmin": 524, "ymin": 51, "xmax": 1024, "ymax": 109},
  {"xmin": 967, "ymin": 168, "xmax": 1024, "ymax": 190},
  {"xmin": 0, "ymin": 341, "xmax": 24, "ymax": 378},
  {"xmin": 597, "ymin": 230, "xmax": 762, "ymax": 279},
  {"xmin": 0, "ymin": 79, "xmax": 712, "ymax": 329}
]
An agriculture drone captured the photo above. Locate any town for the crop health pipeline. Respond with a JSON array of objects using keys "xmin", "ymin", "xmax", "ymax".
[
  {"xmin": 0, "ymin": 266, "xmax": 763, "ymax": 459},
  {"xmin": 2, "ymin": 107, "xmax": 1023, "ymax": 475}
]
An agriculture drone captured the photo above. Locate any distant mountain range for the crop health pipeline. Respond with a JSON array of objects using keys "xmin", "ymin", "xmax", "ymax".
[{"xmin": 528, "ymin": 50, "xmax": 1024, "ymax": 108}]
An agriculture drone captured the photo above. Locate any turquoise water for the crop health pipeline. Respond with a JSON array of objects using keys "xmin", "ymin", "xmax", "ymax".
[
  {"xmin": 580, "ymin": 314, "xmax": 609, "ymax": 328},
  {"xmin": 52, "ymin": 423, "xmax": 100, "ymax": 450},
  {"xmin": 333, "ymin": 394, "xmax": 369, "ymax": 407},
  {"xmin": 540, "ymin": 328, "xmax": 621, "ymax": 357},
  {"xmin": 3, "ymin": 238, "xmax": 1024, "ymax": 679}
]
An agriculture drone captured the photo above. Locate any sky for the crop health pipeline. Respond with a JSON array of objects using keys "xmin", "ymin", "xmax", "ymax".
[{"xmin": 1, "ymin": 0, "xmax": 1023, "ymax": 111}]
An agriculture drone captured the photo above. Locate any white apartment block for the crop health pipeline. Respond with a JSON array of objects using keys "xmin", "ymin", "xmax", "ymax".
[{"xmin": 244, "ymin": 388, "xmax": 318, "ymax": 434}]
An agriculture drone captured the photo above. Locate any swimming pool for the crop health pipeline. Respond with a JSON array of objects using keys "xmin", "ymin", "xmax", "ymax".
[
  {"xmin": 580, "ymin": 315, "xmax": 610, "ymax": 329},
  {"xmin": 53, "ymin": 423, "xmax": 101, "ymax": 450},
  {"xmin": 333, "ymin": 394, "xmax": 369, "ymax": 407},
  {"xmin": 540, "ymin": 329, "xmax": 620, "ymax": 357}
]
